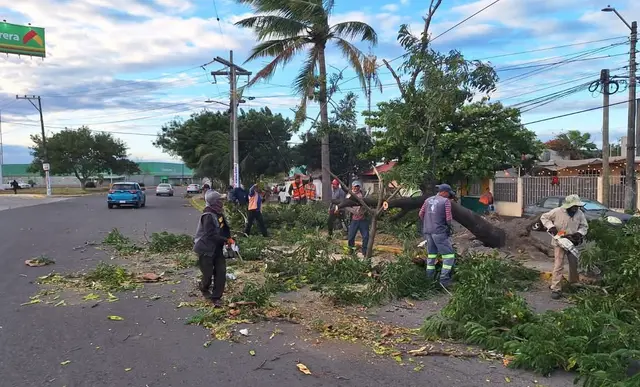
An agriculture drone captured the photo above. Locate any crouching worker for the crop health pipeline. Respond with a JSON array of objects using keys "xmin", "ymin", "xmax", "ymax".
[
  {"xmin": 193, "ymin": 190, "xmax": 232, "ymax": 307},
  {"xmin": 540, "ymin": 194, "xmax": 588, "ymax": 300}
]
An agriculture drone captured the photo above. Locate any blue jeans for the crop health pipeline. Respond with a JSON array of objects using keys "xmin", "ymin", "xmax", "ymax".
[
  {"xmin": 348, "ymin": 219, "xmax": 370, "ymax": 255},
  {"xmin": 424, "ymin": 233, "xmax": 455, "ymax": 285}
]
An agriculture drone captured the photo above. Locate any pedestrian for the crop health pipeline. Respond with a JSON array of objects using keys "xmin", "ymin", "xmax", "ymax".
[
  {"xmin": 244, "ymin": 182, "xmax": 269, "ymax": 237},
  {"xmin": 419, "ymin": 183, "xmax": 456, "ymax": 288},
  {"xmin": 278, "ymin": 187, "xmax": 290, "ymax": 204},
  {"xmin": 479, "ymin": 187, "xmax": 494, "ymax": 213},
  {"xmin": 193, "ymin": 190, "xmax": 232, "ymax": 307},
  {"xmin": 539, "ymin": 194, "xmax": 588, "ymax": 300},
  {"xmin": 304, "ymin": 177, "xmax": 317, "ymax": 202},
  {"xmin": 288, "ymin": 174, "xmax": 306, "ymax": 204},
  {"xmin": 346, "ymin": 180, "xmax": 369, "ymax": 256},
  {"xmin": 11, "ymin": 179, "xmax": 19, "ymax": 194},
  {"xmin": 328, "ymin": 179, "xmax": 347, "ymax": 237}
]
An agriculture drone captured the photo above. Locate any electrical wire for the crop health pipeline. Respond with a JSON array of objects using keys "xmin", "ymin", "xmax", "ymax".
[
  {"xmin": 475, "ymin": 36, "xmax": 627, "ymax": 60},
  {"xmin": 522, "ymin": 100, "xmax": 629, "ymax": 125}
]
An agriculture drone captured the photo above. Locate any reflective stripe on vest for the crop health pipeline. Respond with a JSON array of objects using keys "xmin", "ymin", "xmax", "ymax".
[
  {"xmin": 305, "ymin": 184, "xmax": 316, "ymax": 200},
  {"xmin": 291, "ymin": 182, "xmax": 306, "ymax": 199}
]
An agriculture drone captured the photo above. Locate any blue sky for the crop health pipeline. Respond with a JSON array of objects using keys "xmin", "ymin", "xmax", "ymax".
[{"xmin": 0, "ymin": 0, "xmax": 637, "ymax": 164}]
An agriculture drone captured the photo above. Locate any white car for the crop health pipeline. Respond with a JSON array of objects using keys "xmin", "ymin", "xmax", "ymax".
[
  {"xmin": 155, "ymin": 183, "xmax": 174, "ymax": 196},
  {"xmin": 187, "ymin": 184, "xmax": 201, "ymax": 194}
]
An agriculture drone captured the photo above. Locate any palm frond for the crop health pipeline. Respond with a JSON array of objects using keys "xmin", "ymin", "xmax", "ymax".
[
  {"xmin": 333, "ymin": 37, "xmax": 367, "ymax": 90},
  {"xmin": 234, "ymin": 15, "xmax": 307, "ymax": 40},
  {"xmin": 245, "ymin": 37, "xmax": 310, "ymax": 86},
  {"xmin": 291, "ymin": 48, "xmax": 320, "ymax": 130},
  {"xmin": 363, "ymin": 55, "xmax": 383, "ymax": 93},
  {"xmin": 331, "ymin": 21, "xmax": 377, "ymax": 44}
]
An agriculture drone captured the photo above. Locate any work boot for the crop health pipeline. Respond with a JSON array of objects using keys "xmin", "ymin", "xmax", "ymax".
[
  {"xmin": 198, "ymin": 281, "xmax": 211, "ymax": 298},
  {"xmin": 211, "ymin": 298, "xmax": 223, "ymax": 308},
  {"xmin": 550, "ymin": 291, "xmax": 562, "ymax": 300}
]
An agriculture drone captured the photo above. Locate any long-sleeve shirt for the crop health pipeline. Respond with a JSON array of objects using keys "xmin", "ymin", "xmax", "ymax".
[
  {"xmin": 248, "ymin": 184, "xmax": 262, "ymax": 211},
  {"xmin": 420, "ymin": 195, "xmax": 452, "ymax": 235},
  {"xmin": 331, "ymin": 187, "xmax": 346, "ymax": 201},
  {"xmin": 193, "ymin": 212, "xmax": 231, "ymax": 256},
  {"xmin": 540, "ymin": 207, "xmax": 588, "ymax": 247}
]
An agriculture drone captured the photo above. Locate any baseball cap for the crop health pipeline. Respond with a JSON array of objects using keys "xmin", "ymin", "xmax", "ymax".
[{"xmin": 436, "ymin": 183, "xmax": 455, "ymax": 196}]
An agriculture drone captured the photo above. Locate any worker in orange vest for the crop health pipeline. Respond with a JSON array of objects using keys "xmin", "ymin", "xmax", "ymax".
[
  {"xmin": 304, "ymin": 177, "xmax": 317, "ymax": 202},
  {"xmin": 288, "ymin": 174, "xmax": 307, "ymax": 204}
]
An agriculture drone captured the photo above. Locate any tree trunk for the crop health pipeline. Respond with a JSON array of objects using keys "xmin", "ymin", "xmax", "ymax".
[
  {"xmin": 318, "ymin": 46, "xmax": 332, "ymax": 204},
  {"xmin": 334, "ymin": 195, "xmax": 507, "ymax": 248}
]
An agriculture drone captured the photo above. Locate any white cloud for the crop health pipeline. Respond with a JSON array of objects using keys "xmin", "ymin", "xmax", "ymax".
[{"xmin": 381, "ymin": 4, "xmax": 399, "ymax": 12}]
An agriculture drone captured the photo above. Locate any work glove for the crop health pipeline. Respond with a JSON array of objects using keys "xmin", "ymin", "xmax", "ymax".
[
  {"xmin": 548, "ymin": 227, "xmax": 558, "ymax": 236},
  {"xmin": 568, "ymin": 233, "xmax": 584, "ymax": 245}
]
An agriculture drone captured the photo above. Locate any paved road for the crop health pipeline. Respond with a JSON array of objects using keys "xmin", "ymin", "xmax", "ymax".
[
  {"xmin": 0, "ymin": 195, "xmax": 71, "ymax": 211},
  {"xmin": 0, "ymin": 191, "xmax": 573, "ymax": 387}
]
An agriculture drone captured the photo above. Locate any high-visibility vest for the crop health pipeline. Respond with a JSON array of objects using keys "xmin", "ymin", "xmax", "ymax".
[
  {"xmin": 305, "ymin": 183, "xmax": 316, "ymax": 200},
  {"xmin": 291, "ymin": 181, "xmax": 306, "ymax": 200}
]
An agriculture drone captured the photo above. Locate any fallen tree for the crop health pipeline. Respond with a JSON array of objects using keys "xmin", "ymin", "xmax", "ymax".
[{"xmin": 330, "ymin": 194, "xmax": 552, "ymax": 257}]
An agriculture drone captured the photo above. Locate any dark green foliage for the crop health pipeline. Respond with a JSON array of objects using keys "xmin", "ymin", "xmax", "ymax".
[
  {"xmin": 102, "ymin": 228, "xmax": 142, "ymax": 255},
  {"xmin": 422, "ymin": 221, "xmax": 640, "ymax": 386},
  {"xmin": 148, "ymin": 231, "xmax": 193, "ymax": 253},
  {"xmin": 84, "ymin": 262, "xmax": 137, "ymax": 291}
]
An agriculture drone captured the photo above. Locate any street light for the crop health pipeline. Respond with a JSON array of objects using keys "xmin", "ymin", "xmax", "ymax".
[{"xmin": 602, "ymin": 5, "xmax": 637, "ymax": 212}]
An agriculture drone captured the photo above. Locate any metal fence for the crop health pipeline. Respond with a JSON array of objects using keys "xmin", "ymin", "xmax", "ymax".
[
  {"xmin": 467, "ymin": 182, "xmax": 482, "ymax": 196},
  {"xmin": 608, "ymin": 176, "xmax": 626, "ymax": 209},
  {"xmin": 522, "ymin": 176, "xmax": 598, "ymax": 206},
  {"xmin": 493, "ymin": 178, "xmax": 518, "ymax": 202}
]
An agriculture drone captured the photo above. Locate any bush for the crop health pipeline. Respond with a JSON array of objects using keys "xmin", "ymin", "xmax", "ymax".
[
  {"xmin": 422, "ymin": 222, "xmax": 640, "ymax": 386},
  {"xmin": 85, "ymin": 181, "xmax": 97, "ymax": 188}
]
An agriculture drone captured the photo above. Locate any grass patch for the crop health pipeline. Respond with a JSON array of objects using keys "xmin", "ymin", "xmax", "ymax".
[{"xmin": 174, "ymin": 252, "xmax": 198, "ymax": 269}]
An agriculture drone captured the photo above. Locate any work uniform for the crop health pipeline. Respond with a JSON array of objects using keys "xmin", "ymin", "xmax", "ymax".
[
  {"xmin": 244, "ymin": 184, "xmax": 268, "ymax": 237},
  {"xmin": 289, "ymin": 181, "xmax": 306, "ymax": 204},
  {"xmin": 328, "ymin": 187, "xmax": 347, "ymax": 236},
  {"xmin": 419, "ymin": 195, "xmax": 455, "ymax": 285},
  {"xmin": 193, "ymin": 191, "xmax": 231, "ymax": 302},
  {"xmin": 540, "ymin": 207, "xmax": 588, "ymax": 292},
  {"xmin": 305, "ymin": 183, "xmax": 317, "ymax": 201}
]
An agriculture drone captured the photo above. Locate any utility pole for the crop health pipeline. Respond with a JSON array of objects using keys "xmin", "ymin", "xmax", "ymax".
[
  {"xmin": 211, "ymin": 51, "xmax": 251, "ymax": 188},
  {"xmin": 16, "ymin": 95, "xmax": 51, "ymax": 196},
  {"xmin": 601, "ymin": 69, "xmax": 611, "ymax": 206},
  {"xmin": 602, "ymin": 6, "xmax": 636, "ymax": 212}
]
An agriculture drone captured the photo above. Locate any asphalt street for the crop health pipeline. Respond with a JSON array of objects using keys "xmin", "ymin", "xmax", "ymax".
[{"xmin": 0, "ymin": 190, "xmax": 573, "ymax": 387}]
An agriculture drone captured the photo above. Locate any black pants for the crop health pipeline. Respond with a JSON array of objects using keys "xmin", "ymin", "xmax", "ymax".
[
  {"xmin": 244, "ymin": 210, "xmax": 268, "ymax": 236},
  {"xmin": 198, "ymin": 253, "xmax": 226, "ymax": 300}
]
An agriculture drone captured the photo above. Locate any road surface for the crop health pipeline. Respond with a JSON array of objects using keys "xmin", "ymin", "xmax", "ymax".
[{"xmin": 0, "ymin": 191, "xmax": 573, "ymax": 387}]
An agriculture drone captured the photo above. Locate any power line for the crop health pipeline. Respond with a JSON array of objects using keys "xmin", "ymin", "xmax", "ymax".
[
  {"xmin": 476, "ymin": 36, "xmax": 627, "ymax": 60},
  {"xmin": 495, "ymin": 52, "xmax": 630, "ymax": 72},
  {"xmin": 431, "ymin": 0, "xmax": 501, "ymax": 42},
  {"xmin": 523, "ymin": 100, "xmax": 629, "ymax": 125}
]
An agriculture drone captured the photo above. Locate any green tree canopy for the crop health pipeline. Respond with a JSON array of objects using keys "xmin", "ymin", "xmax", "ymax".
[
  {"xmin": 154, "ymin": 107, "xmax": 293, "ymax": 184},
  {"xmin": 293, "ymin": 93, "xmax": 375, "ymax": 183},
  {"xmin": 28, "ymin": 126, "xmax": 139, "ymax": 187},
  {"xmin": 544, "ymin": 130, "xmax": 598, "ymax": 160}
]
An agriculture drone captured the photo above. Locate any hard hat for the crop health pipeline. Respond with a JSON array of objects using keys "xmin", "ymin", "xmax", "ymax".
[
  {"xmin": 351, "ymin": 180, "xmax": 362, "ymax": 187},
  {"xmin": 332, "ymin": 179, "xmax": 340, "ymax": 186}
]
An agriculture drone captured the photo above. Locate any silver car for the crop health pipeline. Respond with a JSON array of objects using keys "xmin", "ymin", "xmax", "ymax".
[{"xmin": 155, "ymin": 183, "xmax": 174, "ymax": 196}]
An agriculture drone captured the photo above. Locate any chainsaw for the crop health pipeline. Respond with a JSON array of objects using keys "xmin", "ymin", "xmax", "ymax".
[{"xmin": 550, "ymin": 231, "xmax": 581, "ymax": 259}]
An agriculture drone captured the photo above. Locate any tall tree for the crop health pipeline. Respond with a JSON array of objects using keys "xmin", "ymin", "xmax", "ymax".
[
  {"xmin": 234, "ymin": 0, "xmax": 378, "ymax": 202},
  {"xmin": 293, "ymin": 93, "xmax": 375, "ymax": 183},
  {"xmin": 544, "ymin": 130, "xmax": 598, "ymax": 160},
  {"xmin": 28, "ymin": 126, "xmax": 139, "ymax": 187},
  {"xmin": 154, "ymin": 107, "xmax": 293, "ymax": 183},
  {"xmin": 363, "ymin": 52, "xmax": 383, "ymax": 136}
]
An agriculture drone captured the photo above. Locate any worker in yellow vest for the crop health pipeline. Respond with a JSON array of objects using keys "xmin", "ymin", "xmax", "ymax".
[
  {"xmin": 305, "ymin": 177, "xmax": 317, "ymax": 202},
  {"xmin": 288, "ymin": 174, "xmax": 307, "ymax": 204}
]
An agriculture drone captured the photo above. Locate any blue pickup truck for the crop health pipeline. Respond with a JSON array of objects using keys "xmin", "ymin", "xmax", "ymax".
[{"xmin": 107, "ymin": 182, "xmax": 146, "ymax": 209}]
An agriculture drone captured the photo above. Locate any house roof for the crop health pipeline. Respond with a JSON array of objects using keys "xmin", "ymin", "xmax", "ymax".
[
  {"xmin": 534, "ymin": 156, "xmax": 632, "ymax": 170},
  {"xmin": 362, "ymin": 161, "xmax": 397, "ymax": 176}
]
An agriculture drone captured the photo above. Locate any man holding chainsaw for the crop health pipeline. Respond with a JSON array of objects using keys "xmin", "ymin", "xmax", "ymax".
[{"xmin": 540, "ymin": 194, "xmax": 589, "ymax": 300}]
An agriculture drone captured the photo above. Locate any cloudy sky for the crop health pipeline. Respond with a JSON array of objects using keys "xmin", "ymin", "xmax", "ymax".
[{"xmin": 0, "ymin": 0, "xmax": 637, "ymax": 164}]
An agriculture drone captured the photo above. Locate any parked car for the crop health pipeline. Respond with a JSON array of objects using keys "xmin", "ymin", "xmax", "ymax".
[
  {"xmin": 186, "ymin": 184, "xmax": 201, "ymax": 194},
  {"xmin": 524, "ymin": 196, "xmax": 632, "ymax": 231},
  {"xmin": 17, "ymin": 181, "xmax": 31, "ymax": 189},
  {"xmin": 107, "ymin": 182, "xmax": 146, "ymax": 209},
  {"xmin": 156, "ymin": 183, "xmax": 174, "ymax": 196}
]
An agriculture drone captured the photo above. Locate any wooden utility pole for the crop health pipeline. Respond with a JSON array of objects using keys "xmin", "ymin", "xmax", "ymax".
[
  {"xmin": 16, "ymin": 95, "xmax": 51, "ymax": 196},
  {"xmin": 601, "ymin": 69, "xmax": 611, "ymax": 206},
  {"xmin": 211, "ymin": 51, "xmax": 251, "ymax": 188}
]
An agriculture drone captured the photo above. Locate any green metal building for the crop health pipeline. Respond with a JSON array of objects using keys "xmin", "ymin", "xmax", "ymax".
[{"xmin": 2, "ymin": 162, "xmax": 194, "ymax": 187}]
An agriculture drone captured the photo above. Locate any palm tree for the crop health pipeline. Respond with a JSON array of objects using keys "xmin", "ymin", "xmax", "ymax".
[
  {"xmin": 234, "ymin": 0, "xmax": 377, "ymax": 202},
  {"xmin": 363, "ymin": 51, "xmax": 383, "ymax": 136}
]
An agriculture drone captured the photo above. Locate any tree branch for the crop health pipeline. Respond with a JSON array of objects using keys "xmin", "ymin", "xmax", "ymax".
[{"xmin": 383, "ymin": 59, "xmax": 405, "ymax": 99}]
